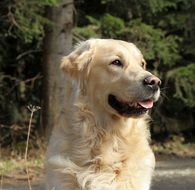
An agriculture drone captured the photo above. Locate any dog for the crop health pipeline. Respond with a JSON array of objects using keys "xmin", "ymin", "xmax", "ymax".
[{"xmin": 45, "ymin": 39, "xmax": 161, "ymax": 190}]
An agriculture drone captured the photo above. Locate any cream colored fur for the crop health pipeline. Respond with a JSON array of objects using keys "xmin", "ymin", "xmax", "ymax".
[{"xmin": 45, "ymin": 39, "xmax": 160, "ymax": 190}]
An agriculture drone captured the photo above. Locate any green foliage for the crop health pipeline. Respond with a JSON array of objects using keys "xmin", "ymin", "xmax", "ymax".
[
  {"xmin": 0, "ymin": 0, "xmax": 60, "ymax": 124},
  {"xmin": 167, "ymin": 63, "xmax": 195, "ymax": 107},
  {"xmin": 74, "ymin": 14, "xmax": 125, "ymax": 39},
  {"xmin": 74, "ymin": 27, "xmax": 99, "ymax": 39},
  {"xmin": 124, "ymin": 19, "xmax": 181, "ymax": 66},
  {"xmin": 158, "ymin": 13, "xmax": 189, "ymax": 31},
  {"xmin": 147, "ymin": 0, "xmax": 185, "ymax": 14},
  {"xmin": 101, "ymin": 14, "xmax": 125, "ymax": 38},
  {"xmin": 3, "ymin": 0, "xmax": 61, "ymax": 43},
  {"xmin": 39, "ymin": 0, "xmax": 62, "ymax": 6},
  {"xmin": 74, "ymin": 16, "xmax": 101, "ymax": 39}
]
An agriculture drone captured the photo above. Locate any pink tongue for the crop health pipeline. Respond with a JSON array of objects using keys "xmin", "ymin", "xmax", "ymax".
[{"xmin": 138, "ymin": 100, "xmax": 153, "ymax": 109}]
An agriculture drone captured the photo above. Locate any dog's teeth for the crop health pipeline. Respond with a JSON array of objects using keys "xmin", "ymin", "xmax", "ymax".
[
  {"xmin": 133, "ymin": 102, "xmax": 141, "ymax": 108},
  {"xmin": 116, "ymin": 97, "xmax": 123, "ymax": 102},
  {"xmin": 128, "ymin": 102, "xmax": 133, "ymax": 106}
]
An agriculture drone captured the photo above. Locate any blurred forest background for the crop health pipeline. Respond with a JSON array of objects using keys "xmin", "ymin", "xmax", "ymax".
[{"xmin": 0, "ymin": 0, "xmax": 195, "ymax": 159}]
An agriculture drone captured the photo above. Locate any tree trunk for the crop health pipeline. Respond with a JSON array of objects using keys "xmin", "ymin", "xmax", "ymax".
[{"xmin": 42, "ymin": 0, "xmax": 74, "ymax": 139}]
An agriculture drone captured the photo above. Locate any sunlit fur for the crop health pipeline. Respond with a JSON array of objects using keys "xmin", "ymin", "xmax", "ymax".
[{"xmin": 45, "ymin": 39, "xmax": 160, "ymax": 190}]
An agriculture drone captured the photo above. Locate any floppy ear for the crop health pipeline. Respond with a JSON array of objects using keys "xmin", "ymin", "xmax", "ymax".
[
  {"xmin": 60, "ymin": 40, "xmax": 94, "ymax": 94},
  {"xmin": 60, "ymin": 40, "xmax": 93, "ymax": 79}
]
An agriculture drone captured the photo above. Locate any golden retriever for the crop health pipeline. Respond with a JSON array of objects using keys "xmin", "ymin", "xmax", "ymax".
[{"xmin": 45, "ymin": 39, "xmax": 161, "ymax": 190}]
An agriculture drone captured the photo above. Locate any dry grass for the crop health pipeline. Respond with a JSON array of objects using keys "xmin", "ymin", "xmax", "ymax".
[
  {"xmin": 0, "ymin": 105, "xmax": 42, "ymax": 190},
  {"xmin": 0, "ymin": 157, "xmax": 44, "ymax": 178},
  {"xmin": 25, "ymin": 105, "xmax": 41, "ymax": 190},
  {"xmin": 152, "ymin": 135, "xmax": 195, "ymax": 158}
]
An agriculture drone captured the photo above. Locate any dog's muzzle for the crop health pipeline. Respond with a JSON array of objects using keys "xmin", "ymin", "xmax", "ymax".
[{"xmin": 108, "ymin": 75, "xmax": 161, "ymax": 117}]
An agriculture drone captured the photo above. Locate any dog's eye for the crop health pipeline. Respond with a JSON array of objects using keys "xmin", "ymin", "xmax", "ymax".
[
  {"xmin": 141, "ymin": 61, "xmax": 146, "ymax": 69},
  {"xmin": 111, "ymin": 60, "xmax": 123, "ymax": 67}
]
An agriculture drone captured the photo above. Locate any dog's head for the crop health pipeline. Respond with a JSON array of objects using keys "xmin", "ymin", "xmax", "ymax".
[{"xmin": 61, "ymin": 39, "xmax": 161, "ymax": 118}]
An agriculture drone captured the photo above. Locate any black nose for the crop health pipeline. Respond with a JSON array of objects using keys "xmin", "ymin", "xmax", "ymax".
[{"xmin": 143, "ymin": 75, "xmax": 161, "ymax": 90}]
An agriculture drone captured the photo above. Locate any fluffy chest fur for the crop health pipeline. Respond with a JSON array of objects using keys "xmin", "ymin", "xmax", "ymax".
[{"xmin": 46, "ymin": 104, "xmax": 155, "ymax": 190}]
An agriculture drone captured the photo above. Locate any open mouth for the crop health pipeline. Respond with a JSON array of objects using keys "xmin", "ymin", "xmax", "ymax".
[{"xmin": 108, "ymin": 94, "xmax": 154, "ymax": 117}]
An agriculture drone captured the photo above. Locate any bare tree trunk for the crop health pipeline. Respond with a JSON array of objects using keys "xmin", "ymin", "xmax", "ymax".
[{"xmin": 42, "ymin": 0, "xmax": 74, "ymax": 139}]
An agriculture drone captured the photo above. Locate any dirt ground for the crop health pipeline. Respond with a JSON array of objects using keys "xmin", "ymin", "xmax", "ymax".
[{"xmin": 1, "ymin": 157, "xmax": 195, "ymax": 190}]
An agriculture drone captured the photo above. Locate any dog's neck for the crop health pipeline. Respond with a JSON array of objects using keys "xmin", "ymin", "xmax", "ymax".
[
  {"xmin": 72, "ymin": 92, "xmax": 148, "ymax": 136},
  {"xmin": 64, "ymin": 90, "xmax": 151, "ymax": 167}
]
